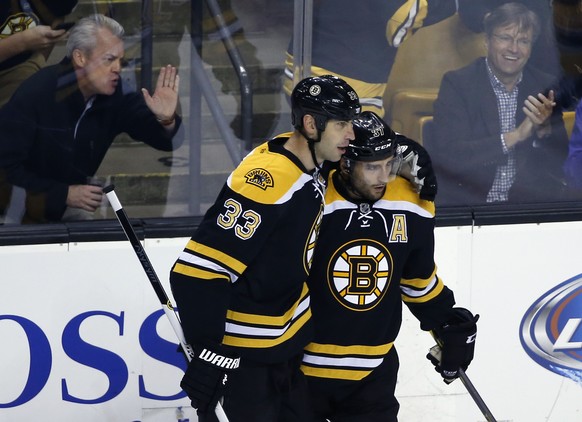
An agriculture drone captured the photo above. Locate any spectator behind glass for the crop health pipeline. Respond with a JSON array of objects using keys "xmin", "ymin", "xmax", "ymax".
[
  {"xmin": 0, "ymin": 0, "xmax": 79, "ymax": 108},
  {"xmin": 283, "ymin": 0, "xmax": 458, "ymax": 118},
  {"xmin": 564, "ymin": 98, "xmax": 582, "ymax": 190},
  {"xmin": 0, "ymin": 14, "xmax": 182, "ymax": 224},
  {"xmin": 457, "ymin": 0, "xmax": 563, "ymax": 79},
  {"xmin": 431, "ymin": 2, "xmax": 569, "ymax": 206}
]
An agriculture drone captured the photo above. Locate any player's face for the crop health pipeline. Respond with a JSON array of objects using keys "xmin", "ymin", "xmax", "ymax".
[
  {"xmin": 486, "ymin": 23, "xmax": 533, "ymax": 85},
  {"xmin": 349, "ymin": 156, "xmax": 396, "ymax": 201},
  {"xmin": 76, "ymin": 28, "xmax": 124, "ymax": 99},
  {"xmin": 314, "ymin": 119, "xmax": 355, "ymax": 163}
]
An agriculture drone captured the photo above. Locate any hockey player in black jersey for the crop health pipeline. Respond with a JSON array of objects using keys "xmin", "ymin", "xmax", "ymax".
[
  {"xmin": 302, "ymin": 111, "xmax": 479, "ymax": 421},
  {"xmin": 169, "ymin": 75, "xmax": 361, "ymax": 421}
]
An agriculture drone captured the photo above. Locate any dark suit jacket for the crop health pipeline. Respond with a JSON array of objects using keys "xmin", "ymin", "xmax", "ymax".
[{"xmin": 431, "ymin": 57, "xmax": 569, "ymax": 205}]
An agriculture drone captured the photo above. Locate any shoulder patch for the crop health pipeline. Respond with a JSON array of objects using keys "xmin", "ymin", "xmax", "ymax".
[
  {"xmin": 244, "ymin": 168, "xmax": 274, "ymax": 190},
  {"xmin": 228, "ymin": 142, "xmax": 309, "ymax": 204}
]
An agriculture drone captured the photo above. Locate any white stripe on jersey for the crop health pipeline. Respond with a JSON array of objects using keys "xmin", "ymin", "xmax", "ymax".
[
  {"xmin": 400, "ymin": 275, "xmax": 438, "ymax": 297},
  {"xmin": 325, "ymin": 198, "xmax": 432, "ymax": 219},
  {"xmin": 177, "ymin": 250, "xmax": 239, "ymax": 283},
  {"xmin": 374, "ymin": 199, "xmax": 434, "ymax": 219},
  {"xmin": 392, "ymin": 0, "xmax": 420, "ymax": 47},
  {"xmin": 303, "ymin": 353, "xmax": 384, "ymax": 369},
  {"xmin": 224, "ymin": 294, "xmax": 310, "ymax": 337},
  {"xmin": 324, "ymin": 199, "xmax": 356, "ymax": 215}
]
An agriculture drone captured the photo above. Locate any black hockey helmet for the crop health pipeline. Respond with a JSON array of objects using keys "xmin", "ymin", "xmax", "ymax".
[
  {"xmin": 344, "ymin": 111, "xmax": 397, "ymax": 162},
  {"xmin": 291, "ymin": 75, "xmax": 361, "ymax": 133}
]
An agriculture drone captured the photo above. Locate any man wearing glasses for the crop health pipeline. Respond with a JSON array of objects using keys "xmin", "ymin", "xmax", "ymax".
[{"xmin": 431, "ymin": 2, "xmax": 570, "ymax": 205}]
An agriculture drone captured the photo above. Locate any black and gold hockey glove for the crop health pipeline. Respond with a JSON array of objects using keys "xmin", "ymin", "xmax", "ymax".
[
  {"xmin": 427, "ymin": 307, "xmax": 478, "ymax": 384},
  {"xmin": 396, "ymin": 135, "xmax": 438, "ymax": 201},
  {"xmin": 180, "ymin": 343, "xmax": 240, "ymax": 414}
]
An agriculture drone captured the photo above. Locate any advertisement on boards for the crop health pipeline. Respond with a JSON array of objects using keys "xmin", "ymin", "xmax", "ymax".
[{"xmin": 1, "ymin": 222, "xmax": 581, "ymax": 422}]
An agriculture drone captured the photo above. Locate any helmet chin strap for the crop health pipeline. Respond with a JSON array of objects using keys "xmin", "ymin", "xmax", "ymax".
[{"xmin": 300, "ymin": 127, "xmax": 323, "ymax": 171}]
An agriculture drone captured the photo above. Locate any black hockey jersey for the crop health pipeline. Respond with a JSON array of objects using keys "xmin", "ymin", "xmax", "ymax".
[
  {"xmin": 170, "ymin": 135, "xmax": 327, "ymax": 364},
  {"xmin": 287, "ymin": 0, "xmax": 457, "ymax": 84},
  {"xmin": 301, "ymin": 172, "xmax": 455, "ymax": 381}
]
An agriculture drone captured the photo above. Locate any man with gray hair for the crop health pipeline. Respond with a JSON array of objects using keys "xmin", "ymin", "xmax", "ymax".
[{"xmin": 0, "ymin": 14, "xmax": 181, "ymax": 223}]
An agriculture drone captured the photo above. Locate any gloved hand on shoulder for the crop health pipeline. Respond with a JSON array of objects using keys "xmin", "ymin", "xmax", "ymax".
[{"xmin": 396, "ymin": 135, "xmax": 438, "ymax": 201}]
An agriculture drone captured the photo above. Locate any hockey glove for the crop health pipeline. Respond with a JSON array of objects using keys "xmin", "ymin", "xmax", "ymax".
[
  {"xmin": 427, "ymin": 307, "xmax": 479, "ymax": 384},
  {"xmin": 180, "ymin": 343, "xmax": 240, "ymax": 414},
  {"xmin": 396, "ymin": 135, "xmax": 438, "ymax": 201}
]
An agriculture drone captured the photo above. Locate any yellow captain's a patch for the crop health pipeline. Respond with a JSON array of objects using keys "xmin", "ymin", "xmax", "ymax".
[{"xmin": 244, "ymin": 168, "xmax": 274, "ymax": 190}]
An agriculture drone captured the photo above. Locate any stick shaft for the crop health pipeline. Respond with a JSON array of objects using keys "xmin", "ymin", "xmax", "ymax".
[
  {"xmin": 430, "ymin": 331, "xmax": 497, "ymax": 422},
  {"xmin": 104, "ymin": 186, "xmax": 229, "ymax": 422},
  {"xmin": 458, "ymin": 368, "xmax": 497, "ymax": 422}
]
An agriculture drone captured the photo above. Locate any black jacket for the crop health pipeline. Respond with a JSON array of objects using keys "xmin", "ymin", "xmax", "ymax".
[
  {"xmin": 431, "ymin": 57, "xmax": 568, "ymax": 205},
  {"xmin": 0, "ymin": 57, "xmax": 182, "ymax": 221}
]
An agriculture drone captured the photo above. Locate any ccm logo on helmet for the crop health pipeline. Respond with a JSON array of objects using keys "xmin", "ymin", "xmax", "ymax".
[{"xmin": 374, "ymin": 143, "xmax": 392, "ymax": 152}]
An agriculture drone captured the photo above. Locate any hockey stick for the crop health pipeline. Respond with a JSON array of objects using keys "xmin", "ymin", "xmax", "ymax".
[
  {"xmin": 104, "ymin": 185, "xmax": 229, "ymax": 422},
  {"xmin": 457, "ymin": 367, "xmax": 497, "ymax": 422},
  {"xmin": 429, "ymin": 342, "xmax": 497, "ymax": 422}
]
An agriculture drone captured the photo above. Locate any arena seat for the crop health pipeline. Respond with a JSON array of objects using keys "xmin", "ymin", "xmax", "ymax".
[
  {"xmin": 563, "ymin": 110, "xmax": 576, "ymax": 138},
  {"xmin": 390, "ymin": 90, "xmax": 437, "ymax": 143},
  {"xmin": 418, "ymin": 115, "xmax": 434, "ymax": 148},
  {"xmin": 384, "ymin": 14, "xmax": 485, "ymax": 141}
]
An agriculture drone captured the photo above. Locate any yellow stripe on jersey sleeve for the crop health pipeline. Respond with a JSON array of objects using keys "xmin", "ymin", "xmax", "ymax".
[
  {"xmin": 388, "ymin": 0, "xmax": 429, "ymax": 47},
  {"xmin": 401, "ymin": 267, "xmax": 445, "ymax": 303},
  {"xmin": 184, "ymin": 239, "xmax": 246, "ymax": 275},
  {"xmin": 226, "ymin": 283, "xmax": 310, "ymax": 326},
  {"xmin": 222, "ymin": 308, "xmax": 312, "ymax": 348},
  {"xmin": 172, "ymin": 262, "xmax": 230, "ymax": 282}
]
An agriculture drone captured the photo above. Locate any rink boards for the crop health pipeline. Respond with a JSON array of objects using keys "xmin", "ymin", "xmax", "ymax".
[{"xmin": 1, "ymin": 221, "xmax": 581, "ymax": 422}]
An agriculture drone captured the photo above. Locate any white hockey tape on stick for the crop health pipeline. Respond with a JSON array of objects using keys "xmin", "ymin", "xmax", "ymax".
[{"xmin": 103, "ymin": 185, "xmax": 229, "ymax": 422}]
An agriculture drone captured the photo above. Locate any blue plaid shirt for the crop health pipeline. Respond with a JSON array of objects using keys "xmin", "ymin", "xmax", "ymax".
[{"xmin": 485, "ymin": 59, "xmax": 522, "ymax": 202}]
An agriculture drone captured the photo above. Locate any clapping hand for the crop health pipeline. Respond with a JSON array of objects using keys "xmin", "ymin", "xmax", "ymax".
[{"xmin": 523, "ymin": 91, "xmax": 556, "ymax": 138}]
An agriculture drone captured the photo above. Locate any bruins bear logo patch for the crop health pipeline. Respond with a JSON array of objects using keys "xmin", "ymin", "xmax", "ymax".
[{"xmin": 244, "ymin": 168, "xmax": 274, "ymax": 190}]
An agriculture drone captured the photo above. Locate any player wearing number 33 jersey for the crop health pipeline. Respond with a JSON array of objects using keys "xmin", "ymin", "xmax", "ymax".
[
  {"xmin": 170, "ymin": 75, "xmax": 361, "ymax": 421},
  {"xmin": 172, "ymin": 135, "xmax": 327, "ymax": 362}
]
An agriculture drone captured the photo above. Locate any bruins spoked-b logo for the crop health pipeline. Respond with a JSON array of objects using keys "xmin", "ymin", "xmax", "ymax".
[
  {"xmin": 309, "ymin": 84, "xmax": 322, "ymax": 96},
  {"xmin": 1, "ymin": 13, "xmax": 39, "ymax": 38},
  {"xmin": 328, "ymin": 239, "xmax": 393, "ymax": 311},
  {"xmin": 244, "ymin": 168, "xmax": 274, "ymax": 190}
]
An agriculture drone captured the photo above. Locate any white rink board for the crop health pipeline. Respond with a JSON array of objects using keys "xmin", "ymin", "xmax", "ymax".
[{"xmin": 1, "ymin": 222, "xmax": 581, "ymax": 422}]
